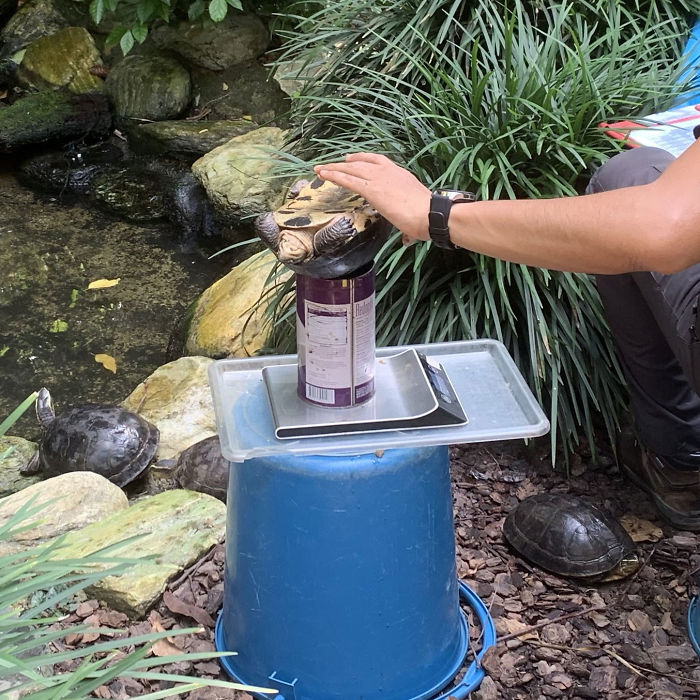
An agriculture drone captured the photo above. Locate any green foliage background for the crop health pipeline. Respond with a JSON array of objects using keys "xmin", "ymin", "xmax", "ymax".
[{"xmin": 267, "ymin": 0, "xmax": 700, "ymax": 462}]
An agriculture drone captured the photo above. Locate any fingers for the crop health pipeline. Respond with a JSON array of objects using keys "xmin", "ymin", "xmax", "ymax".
[
  {"xmin": 314, "ymin": 168, "xmax": 369, "ymax": 192},
  {"xmin": 345, "ymin": 152, "xmax": 392, "ymax": 164}
]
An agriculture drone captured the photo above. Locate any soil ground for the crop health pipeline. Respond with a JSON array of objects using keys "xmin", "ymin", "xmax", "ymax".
[{"xmin": 50, "ymin": 438, "xmax": 700, "ymax": 700}]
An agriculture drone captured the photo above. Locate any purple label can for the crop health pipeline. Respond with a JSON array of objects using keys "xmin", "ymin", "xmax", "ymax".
[{"xmin": 296, "ymin": 263, "xmax": 375, "ymax": 407}]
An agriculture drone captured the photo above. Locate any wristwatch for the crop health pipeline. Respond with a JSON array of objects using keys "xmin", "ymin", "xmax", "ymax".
[{"xmin": 428, "ymin": 188, "xmax": 476, "ymax": 249}]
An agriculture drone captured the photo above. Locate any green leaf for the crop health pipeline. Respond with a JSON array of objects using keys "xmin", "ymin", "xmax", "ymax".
[
  {"xmin": 132, "ymin": 23, "xmax": 148, "ymax": 44},
  {"xmin": 188, "ymin": 0, "xmax": 205, "ymax": 20},
  {"xmin": 88, "ymin": 0, "xmax": 104, "ymax": 25},
  {"xmin": 208, "ymin": 0, "xmax": 227, "ymax": 23},
  {"xmin": 104, "ymin": 25, "xmax": 128, "ymax": 48},
  {"xmin": 120, "ymin": 29, "xmax": 135, "ymax": 55}
]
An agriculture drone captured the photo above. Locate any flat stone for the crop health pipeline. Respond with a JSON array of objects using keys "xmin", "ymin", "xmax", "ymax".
[
  {"xmin": 0, "ymin": 471, "xmax": 128, "ymax": 554},
  {"xmin": 55, "ymin": 489, "xmax": 226, "ymax": 617},
  {"xmin": 121, "ymin": 355, "xmax": 216, "ymax": 461},
  {"xmin": 127, "ymin": 119, "xmax": 258, "ymax": 161}
]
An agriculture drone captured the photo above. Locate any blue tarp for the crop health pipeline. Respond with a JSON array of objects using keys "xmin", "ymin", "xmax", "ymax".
[{"xmin": 675, "ymin": 17, "xmax": 700, "ymax": 106}]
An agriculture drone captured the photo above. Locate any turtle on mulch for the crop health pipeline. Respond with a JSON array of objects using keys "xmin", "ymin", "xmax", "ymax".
[
  {"xmin": 502, "ymin": 492, "xmax": 640, "ymax": 582},
  {"xmin": 20, "ymin": 387, "xmax": 159, "ymax": 487},
  {"xmin": 254, "ymin": 177, "xmax": 392, "ymax": 278}
]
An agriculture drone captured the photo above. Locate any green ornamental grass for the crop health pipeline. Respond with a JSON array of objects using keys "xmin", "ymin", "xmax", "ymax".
[
  {"xmin": 266, "ymin": 0, "xmax": 700, "ymax": 463},
  {"xmin": 0, "ymin": 397, "xmax": 274, "ymax": 699}
]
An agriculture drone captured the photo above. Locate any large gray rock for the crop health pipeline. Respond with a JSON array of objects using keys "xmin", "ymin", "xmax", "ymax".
[
  {"xmin": 18, "ymin": 26, "xmax": 104, "ymax": 93},
  {"xmin": 0, "ymin": 471, "xmax": 128, "ymax": 555},
  {"xmin": 191, "ymin": 61, "xmax": 289, "ymax": 125},
  {"xmin": 0, "ymin": 0, "xmax": 68, "ymax": 56},
  {"xmin": 191, "ymin": 126, "xmax": 288, "ymax": 223},
  {"xmin": 104, "ymin": 53, "xmax": 191, "ymax": 121},
  {"xmin": 0, "ymin": 436, "xmax": 41, "ymax": 497},
  {"xmin": 127, "ymin": 118, "xmax": 258, "ymax": 161},
  {"xmin": 184, "ymin": 249, "xmax": 288, "ymax": 358},
  {"xmin": 151, "ymin": 14, "xmax": 269, "ymax": 71},
  {"xmin": 55, "ymin": 489, "xmax": 227, "ymax": 616},
  {"xmin": 122, "ymin": 356, "xmax": 217, "ymax": 461}
]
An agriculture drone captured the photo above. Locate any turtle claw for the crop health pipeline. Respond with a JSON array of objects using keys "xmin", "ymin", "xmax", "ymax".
[{"xmin": 314, "ymin": 216, "xmax": 357, "ymax": 255}]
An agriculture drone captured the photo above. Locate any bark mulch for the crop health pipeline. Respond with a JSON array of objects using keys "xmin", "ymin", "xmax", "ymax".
[{"xmin": 50, "ymin": 439, "xmax": 699, "ymax": 699}]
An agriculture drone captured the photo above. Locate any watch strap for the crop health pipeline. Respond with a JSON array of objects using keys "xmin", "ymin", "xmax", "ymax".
[{"xmin": 429, "ymin": 190, "xmax": 476, "ymax": 249}]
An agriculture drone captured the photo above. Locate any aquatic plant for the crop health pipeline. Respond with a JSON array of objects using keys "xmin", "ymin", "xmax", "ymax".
[{"xmin": 267, "ymin": 0, "xmax": 700, "ymax": 463}]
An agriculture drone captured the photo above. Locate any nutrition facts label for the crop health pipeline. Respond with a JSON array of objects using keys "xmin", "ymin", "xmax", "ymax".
[
  {"xmin": 296, "ymin": 266, "xmax": 376, "ymax": 407},
  {"xmin": 304, "ymin": 293, "xmax": 374, "ymax": 392}
]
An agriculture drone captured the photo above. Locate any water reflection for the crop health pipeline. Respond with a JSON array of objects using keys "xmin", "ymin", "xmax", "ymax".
[{"xmin": 0, "ymin": 166, "xmax": 243, "ymax": 440}]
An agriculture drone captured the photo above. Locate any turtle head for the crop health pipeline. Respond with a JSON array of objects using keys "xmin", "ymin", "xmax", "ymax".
[
  {"xmin": 277, "ymin": 229, "xmax": 315, "ymax": 264},
  {"xmin": 35, "ymin": 387, "xmax": 55, "ymax": 429}
]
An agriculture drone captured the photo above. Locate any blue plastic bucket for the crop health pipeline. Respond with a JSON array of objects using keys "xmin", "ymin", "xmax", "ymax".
[
  {"xmin": 216, "ymin": 446, "xmax": 469, "ymax": 700},
  {"xmin": 689, "ymin": 595, "xmax": 700, "ymax": 657}
]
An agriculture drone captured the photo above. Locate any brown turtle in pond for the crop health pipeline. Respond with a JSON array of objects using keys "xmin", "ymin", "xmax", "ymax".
[
  {"xmin": 254, "ymin": 177, "xmax": 392, "ymax": 278},
  {"xmin": 502, "ymin": 493, "xmax": 639, "ymax": 582},
  {"xmin": 21, "ymin": 387, "xmax": 159, "ymax": 487},
  {"xmin": 173, "ymin": 435, "xmax": 229, "ymax": 503}
]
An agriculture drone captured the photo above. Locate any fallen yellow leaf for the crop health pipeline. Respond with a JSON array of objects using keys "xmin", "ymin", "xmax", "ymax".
[
  {"xmin": 88, "ymin": 278, "xmax": 120, "ymax": 289},
  {"xmin": 95, "ymin": 354, "xmax": 117, "ymax": 373}
]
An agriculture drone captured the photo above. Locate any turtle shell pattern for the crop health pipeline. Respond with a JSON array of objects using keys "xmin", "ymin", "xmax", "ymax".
[
  {"xmin": 502, "ymin": 493, "xmax": 635, "ymax": 578},
  {"xmin": 174, "ymin": 435, "xmax": 228, "ymax": 503},
  {"xmin": 39, "ymin": 404, "xmax": 159, "ymax": 487},
  {"xmin": 272, "ymin": 177, "xmax": 378, "ymax": 241}
]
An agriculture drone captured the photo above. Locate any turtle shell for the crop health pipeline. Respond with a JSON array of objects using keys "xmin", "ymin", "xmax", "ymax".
[
  {"xmin": 173, "ymin": 435, "xmax": 228, "ymax": 503},
  {"xmin": 272, "ymin": 178, "xmax": 373, "ymax": 231},
  {"xmin": 258, "ymin": 177, "xmax": 392, "ymax": 279},
  {"xmin": 502, "ymin": 493, "xmax": 635, "ymax": 578},
  {"xmin": 38, "ymin": 404, "xmax": 159, "ymax": 487}
]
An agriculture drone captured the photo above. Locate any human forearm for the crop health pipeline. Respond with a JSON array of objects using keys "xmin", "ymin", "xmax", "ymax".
[
  {"xmin": 446, "ymin": 185, "xmax": 665, "ymax": 274},
  {"xmin": 315, "ymin": 144, "xmax": 700, "ymax": 275}
]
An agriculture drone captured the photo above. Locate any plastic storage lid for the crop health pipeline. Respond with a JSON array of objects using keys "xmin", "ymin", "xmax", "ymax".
[{"xmin": 209, "ymin": 339, "xmax": 550, "ymax": 462}]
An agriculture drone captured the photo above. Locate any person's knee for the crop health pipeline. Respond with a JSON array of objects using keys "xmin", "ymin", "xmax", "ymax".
[{"xmin": 587, "ymin": 146, "xmax": 676, "ymax": 194}]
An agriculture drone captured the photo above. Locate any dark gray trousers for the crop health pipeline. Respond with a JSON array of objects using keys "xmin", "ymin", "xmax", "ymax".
[{"xmin": 588, "ymin": 147, "xmax": 700, "ymax": 465}]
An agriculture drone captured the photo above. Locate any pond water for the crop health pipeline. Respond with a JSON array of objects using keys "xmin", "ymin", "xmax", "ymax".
[{"xmin": 0, "ymin": 163, "xmax": 244, "ymax": 441}]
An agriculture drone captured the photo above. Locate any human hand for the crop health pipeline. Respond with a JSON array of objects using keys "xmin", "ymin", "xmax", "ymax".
[{"xmin": 314, "ymin": 153, "xmax": 431, "ymax": 245}]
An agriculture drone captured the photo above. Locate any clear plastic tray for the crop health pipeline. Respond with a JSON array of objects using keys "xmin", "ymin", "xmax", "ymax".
[{"xmin": 209, "ymin": 339, "xmax": 549, "ymax": 462}]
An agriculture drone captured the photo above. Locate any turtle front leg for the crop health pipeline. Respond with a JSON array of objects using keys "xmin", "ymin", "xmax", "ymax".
[
  {"xmin": 254, "ymin": 212, "xmax": 281, "ymax": 252},
  {"xmin": 313, "ymin": 216, "xmax": 357, "ymax": 256},
  {"xmin": 20, "ymin": 450, "xmax": 42, "ymax": 476}
]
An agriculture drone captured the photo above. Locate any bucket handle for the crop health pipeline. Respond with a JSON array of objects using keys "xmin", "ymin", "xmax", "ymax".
[{"xmin": 433, "ymin": 581, "xmax": 497, "ymax": 699}]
